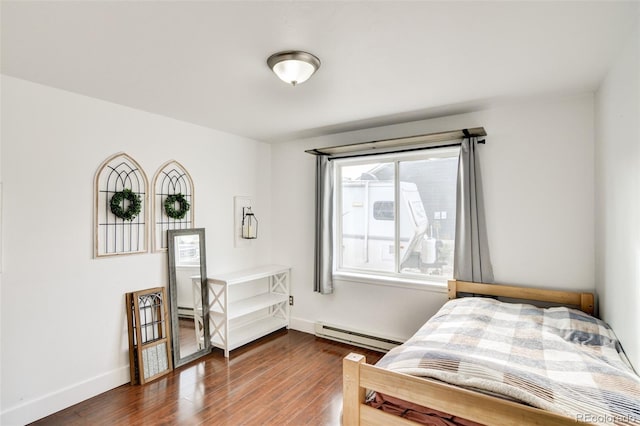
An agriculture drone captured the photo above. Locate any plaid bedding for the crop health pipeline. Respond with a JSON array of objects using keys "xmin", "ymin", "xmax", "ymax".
[{"xmin": 375, "ymin": 297, "xmax": 640, "ymax": 425}]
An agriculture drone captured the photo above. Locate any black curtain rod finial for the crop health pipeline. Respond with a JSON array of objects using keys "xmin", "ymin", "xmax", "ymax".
[{"xmin": 463, "ymin": 128, "xmax": 485, "ymax": 144}]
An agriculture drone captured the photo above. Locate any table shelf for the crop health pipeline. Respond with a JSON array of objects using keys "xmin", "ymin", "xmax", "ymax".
[
  {"xmin": 228, "ymin": 292, "xmax": 288, "ymax": 319},
  {"xmin": 201, "ymin": 264, "xmax": 290, "ymax": 357}
]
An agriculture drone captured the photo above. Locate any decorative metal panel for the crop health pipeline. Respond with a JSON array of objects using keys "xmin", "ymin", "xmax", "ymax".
[
  {"xmin": 152, "ymin": 160, "xmax": 194, "ymax": 252},
  {"xmin": 94, "ymin": 153, "xmax": 148, "ymax": 257}
]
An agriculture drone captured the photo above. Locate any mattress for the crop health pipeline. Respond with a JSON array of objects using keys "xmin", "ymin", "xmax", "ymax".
[{"xmin": 369, "ymin": 297, "xmax": 640, "ymax": 425}]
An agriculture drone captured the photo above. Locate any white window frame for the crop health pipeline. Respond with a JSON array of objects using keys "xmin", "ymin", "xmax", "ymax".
[{"xmin": 333, "ymin": 147, "xmax": 459, "ymax": 288}]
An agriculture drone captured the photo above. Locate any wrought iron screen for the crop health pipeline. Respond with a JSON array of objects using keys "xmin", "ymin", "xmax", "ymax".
[
  {"xmin": 94, "ymin": 153, "xmax": 148, "ymax": 257},
  {"xmin": 152, "ymin": 160, "xmax": 194, "ymax": 251}
]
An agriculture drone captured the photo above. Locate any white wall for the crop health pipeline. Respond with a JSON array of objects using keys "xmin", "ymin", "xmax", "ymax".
[
  {"xmin": 0, "ymin": 76, "xmax": 272, "ymax": 425},
  {"xmin": 0, "ymin": 68, "xmax": 617, "ymax": 424},
  {"xmin": 595, "ymin": 17, "xmax": 640, "ymax": 370},
  {"xmin": 272, "ymin": 93, "xmax": 595, "ymax": 342}
]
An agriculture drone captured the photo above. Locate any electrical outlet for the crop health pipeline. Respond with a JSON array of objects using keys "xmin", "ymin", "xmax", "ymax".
[{"xmin": 289, "ymin": 295, "xmax": 294, "ymax": 306}]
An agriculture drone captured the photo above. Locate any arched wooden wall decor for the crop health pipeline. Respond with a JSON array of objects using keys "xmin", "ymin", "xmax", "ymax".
[
  {"xmin": 152, "ymin": 160, "xmax": 195, "ymax": 252},
  {"xmin": 94, "ymin": 153, "xmax": 149, "ymax": 257}
]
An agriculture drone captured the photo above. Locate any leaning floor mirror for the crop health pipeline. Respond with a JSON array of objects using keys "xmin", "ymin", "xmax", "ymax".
[{"xmin": 167, "ymin": 228, "xmax": 210, "ymax": 367}]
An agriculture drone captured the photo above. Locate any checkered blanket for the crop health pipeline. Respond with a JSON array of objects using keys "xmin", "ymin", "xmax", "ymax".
[{"xmin": 375, "ymin": 297, "xmax": 640, "ymax": 425}]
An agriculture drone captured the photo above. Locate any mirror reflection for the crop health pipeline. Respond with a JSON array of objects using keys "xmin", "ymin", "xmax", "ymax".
[{"xmin": 168, "ymin": 228, "xmax": 209, "ymax": 367}]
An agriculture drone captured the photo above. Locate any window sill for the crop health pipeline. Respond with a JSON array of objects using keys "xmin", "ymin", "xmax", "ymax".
[{"xmin": 333, "ymin": 271, "xmax": 448, "ymax": 293}]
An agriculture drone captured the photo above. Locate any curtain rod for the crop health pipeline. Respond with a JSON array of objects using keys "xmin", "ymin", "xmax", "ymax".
[{"xmin": 305, "ymin": 127, "xmax": 486, "ymax": 158}]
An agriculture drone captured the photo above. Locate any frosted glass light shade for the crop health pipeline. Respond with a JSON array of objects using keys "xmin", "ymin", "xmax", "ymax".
[{"xmin": 267, "ymin": 51, "xmax": 320, "ymax": 86}]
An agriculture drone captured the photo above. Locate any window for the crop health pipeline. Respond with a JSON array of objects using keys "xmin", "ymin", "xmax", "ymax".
[
  {"xmin": 335, "ymin": 147, "xmax": 459, "ymax": 283},
  {"xmin": 373, "ymin": 201, "xmax": 394, "ymax": 220}
]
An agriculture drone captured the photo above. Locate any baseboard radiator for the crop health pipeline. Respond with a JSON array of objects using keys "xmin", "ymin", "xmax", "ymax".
[{"xmin": 314, "ymin": 322, "xmax": 403, "ymax": 353}]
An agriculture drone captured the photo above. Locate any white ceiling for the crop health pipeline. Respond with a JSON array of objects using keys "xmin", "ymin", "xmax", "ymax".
[{"xmin": 1, "ymin": 1, "xmax": 638, "ymax": 142}]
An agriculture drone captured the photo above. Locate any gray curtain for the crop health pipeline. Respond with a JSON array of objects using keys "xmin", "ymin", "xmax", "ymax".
[
  {"xmin": 454, "ymin": 137, "xmax": 494, "ymax": 283},
  {"xmin": 314, "ymin": 155, "xmax": 334, "ymax": 294}
]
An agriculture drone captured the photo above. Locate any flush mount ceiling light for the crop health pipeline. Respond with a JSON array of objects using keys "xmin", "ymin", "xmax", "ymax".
[{"xmin": 267, "ymin": 50, "xmax": 321, "ymax": 86}]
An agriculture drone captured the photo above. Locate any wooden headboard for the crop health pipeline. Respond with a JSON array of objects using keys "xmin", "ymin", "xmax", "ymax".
[{"xmin": 447, "ymin": 279, "xmax": 595, "ymax": 316}]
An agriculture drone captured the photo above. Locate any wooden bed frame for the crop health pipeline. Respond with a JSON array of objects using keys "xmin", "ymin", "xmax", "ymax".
[{"xmin": 342, "ymin": 279, "xmax": 596, "ymax": 426}]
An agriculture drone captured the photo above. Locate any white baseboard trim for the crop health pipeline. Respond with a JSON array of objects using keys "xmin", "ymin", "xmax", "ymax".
[
  {"xmin": 289, "ymin": 316, "xmax": 315, "ymax": 335},
  {"xmin": 1, "ymin": 366, "xmax": 129, "ymax": 425}
]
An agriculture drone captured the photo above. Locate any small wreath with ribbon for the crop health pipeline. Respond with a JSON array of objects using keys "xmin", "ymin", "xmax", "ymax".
[
  {"xmin": 110, "ymin": 188, "xmax": 142, "ymax": 221},
  {"xmin": 164, "ymin": 193, "xmax": 190, "ymax": 220}
]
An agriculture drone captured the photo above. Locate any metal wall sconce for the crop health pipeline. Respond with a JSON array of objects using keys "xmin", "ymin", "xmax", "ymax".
[{"xmin": 241, "ymin": 207, "xmax": 258, "ymax": 239}]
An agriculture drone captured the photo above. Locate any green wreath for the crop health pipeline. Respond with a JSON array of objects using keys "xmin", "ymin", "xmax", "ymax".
[
  {"xmin": 164, "ymin": 193, "xmax": 190, "ymax": 220},
  {"xmin": 110, "ymin": 188, "xmax": 142, "ymax": 221}
]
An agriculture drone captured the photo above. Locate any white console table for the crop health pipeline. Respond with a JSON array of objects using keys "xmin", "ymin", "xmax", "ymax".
[{"xmin": 199, "ymin": 264, "xmax": 290, "ymax": 358}]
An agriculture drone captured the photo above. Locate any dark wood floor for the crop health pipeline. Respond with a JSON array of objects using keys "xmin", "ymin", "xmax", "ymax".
[{"xmin": 31, "ymin": 330, "xmax": 384, "ymax": 425}]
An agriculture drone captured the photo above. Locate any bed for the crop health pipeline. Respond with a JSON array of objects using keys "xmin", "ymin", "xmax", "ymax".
[{"xmin": 343, "ymin": 280, "xmax": 640, "ymax": 426}]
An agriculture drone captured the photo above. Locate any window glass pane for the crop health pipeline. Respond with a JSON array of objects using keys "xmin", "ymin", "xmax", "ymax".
[
  {"xmin": 372, "ymin": 201, "xmax": 394, "ymax": 220},
  {"xmin": 335, "ymin": 146, "xmax": 459, "ymax": 284},
  {"xmin": 398, "ymin": 152, "xmax": 458, "ymax": 280},
  {"xmin": 340, "ymin": 162, "xmax": 395, "ymax": 272}
]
